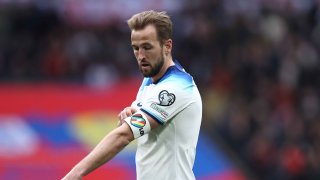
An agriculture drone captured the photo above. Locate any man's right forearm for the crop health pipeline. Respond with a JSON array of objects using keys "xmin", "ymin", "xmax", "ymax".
[{"xmin": 62, "ymin": 123, "xmax": 134, "ymax": 180}]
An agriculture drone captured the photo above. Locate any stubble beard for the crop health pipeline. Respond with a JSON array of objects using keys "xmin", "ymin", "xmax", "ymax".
[{"xmin": 140, "ymin": 54, "xmax": 165, "ymax": 78}]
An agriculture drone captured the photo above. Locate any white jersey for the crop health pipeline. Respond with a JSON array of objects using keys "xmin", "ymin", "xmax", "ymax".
[{"xmin": 131, "ymin": 61, "xmax": 202, "ymax": 180}]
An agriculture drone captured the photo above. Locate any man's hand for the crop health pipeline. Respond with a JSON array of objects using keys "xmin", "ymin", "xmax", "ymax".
[{"xmin": 117, "ymin": 107, "xmax": 137, "ymax": 126}]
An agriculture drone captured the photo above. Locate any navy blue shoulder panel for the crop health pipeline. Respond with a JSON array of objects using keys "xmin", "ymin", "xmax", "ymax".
[{"xmin": 153, "ymin": 60, "xmax": 191, "ymax": 84}]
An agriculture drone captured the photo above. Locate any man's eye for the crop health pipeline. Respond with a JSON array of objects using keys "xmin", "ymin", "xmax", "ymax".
[{"xmin": 144, "ymin": 46, "xmax": 152, "ymax": 50}]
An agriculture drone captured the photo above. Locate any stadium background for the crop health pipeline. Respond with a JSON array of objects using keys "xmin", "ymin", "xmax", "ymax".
[{"xmin": 0, "ymin": 0, "xmax": 320, "ymax": 179}]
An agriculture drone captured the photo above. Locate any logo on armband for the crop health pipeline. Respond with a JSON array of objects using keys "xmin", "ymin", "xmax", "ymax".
[{"xmin": 130, "ymin": 114, "xmax": 146, "ymax": 136}]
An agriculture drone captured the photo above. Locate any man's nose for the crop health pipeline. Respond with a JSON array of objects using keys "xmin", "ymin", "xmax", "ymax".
[{"xmin": 137, "ymin": 49, "xmax": 146, "ymax": 61}]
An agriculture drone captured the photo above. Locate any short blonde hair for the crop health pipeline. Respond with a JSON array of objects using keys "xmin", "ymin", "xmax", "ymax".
[{"xmin": 127, "ymin": 10, "xmax": 172, "ymax": 44}]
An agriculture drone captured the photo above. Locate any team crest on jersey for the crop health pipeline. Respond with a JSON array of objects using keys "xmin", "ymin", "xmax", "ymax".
[
  {"xmin": 130, "ymin": 114, "xmax": 146, "ymax": 128},
  {"xmin": 158, "ymin": 90, "xmax": 175, "ymax": 106}
]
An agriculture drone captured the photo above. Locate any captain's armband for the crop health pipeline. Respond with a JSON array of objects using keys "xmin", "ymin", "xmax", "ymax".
[{"xmin": 124, "ymin": 110, "xmax": 151, "ymax": 139}]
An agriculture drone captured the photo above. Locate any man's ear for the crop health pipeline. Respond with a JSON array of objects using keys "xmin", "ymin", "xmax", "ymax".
[{"xmin": 164, "ymin": 39, "xmax": 172, "ymax": 53}]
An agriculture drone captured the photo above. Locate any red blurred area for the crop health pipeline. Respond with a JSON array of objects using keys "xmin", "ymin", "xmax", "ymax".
[{"xmin": 0, "ymin": 78, "xmax": 140, "ymax": 115}]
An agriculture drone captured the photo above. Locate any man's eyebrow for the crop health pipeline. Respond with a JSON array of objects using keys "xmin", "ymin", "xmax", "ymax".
[{"xmin": 132, "ymin": 42, "xmax": 152, "ymax": 46}]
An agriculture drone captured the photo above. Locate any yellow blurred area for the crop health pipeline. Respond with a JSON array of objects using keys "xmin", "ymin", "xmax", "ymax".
[{"xmin": 70, "ymin": 112, "xmax": 136, "ymax": 150}]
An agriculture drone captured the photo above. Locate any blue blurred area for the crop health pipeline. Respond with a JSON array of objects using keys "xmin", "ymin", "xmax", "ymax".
[
  {"xmin": 28, "ymin": 115, "xmax": 79, "ymax": 147},
  {"xmin": 194, "ymin": 134, "xmax": 233, "ymax": 176}
]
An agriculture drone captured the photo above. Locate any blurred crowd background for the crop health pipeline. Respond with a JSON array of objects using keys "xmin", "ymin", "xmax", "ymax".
[{"xmin": 1, "ymin": 0, "xmax": 320, "ymax": 179}]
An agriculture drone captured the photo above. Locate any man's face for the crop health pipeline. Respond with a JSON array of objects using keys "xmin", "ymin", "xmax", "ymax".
[{"xmin": 131, "ymin": 24, "xmax": 165, "ymax": 77}]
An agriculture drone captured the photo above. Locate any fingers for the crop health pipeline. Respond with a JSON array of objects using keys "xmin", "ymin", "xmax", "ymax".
[
  {"xmin": 117, "ymin": 107, "xmax": 137, "ymax": 126},
  {"xmin": 131, "ymin": 107, "xmax": 137, "ymax": 114},
  {"xmin": 118, "ymin": 107, "xmax": 131, "ymax": 120}
]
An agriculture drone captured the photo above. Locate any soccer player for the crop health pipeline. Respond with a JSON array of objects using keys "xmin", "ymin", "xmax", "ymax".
[{"xmin": 62, "ymin": 10, "xmax": 202, "ymax": 180}]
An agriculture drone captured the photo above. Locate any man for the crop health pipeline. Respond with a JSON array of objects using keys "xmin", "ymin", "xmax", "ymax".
[{"xmin": 62, "ymin": 10, "xmax": 202, "ymax": 180}]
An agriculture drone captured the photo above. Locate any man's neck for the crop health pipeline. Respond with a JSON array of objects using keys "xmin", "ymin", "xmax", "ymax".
[{"xmin": 151, "ymin": 58, "xmax": 174, "ymax": 83}]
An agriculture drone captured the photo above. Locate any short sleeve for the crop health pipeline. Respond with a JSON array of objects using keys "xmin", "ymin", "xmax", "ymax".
[{"xmin": 138, "ymin": 78, "xmax": 195, "ymax": 125}]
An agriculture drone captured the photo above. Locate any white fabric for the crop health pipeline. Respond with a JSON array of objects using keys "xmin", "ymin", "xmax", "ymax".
[
  {"xmin": 124, "ymin": 111, "xmax": 151, "ymax": 139},
  {"xmin": 132, "ymin": 62, "xmax": 202, "ymax": 180}
]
